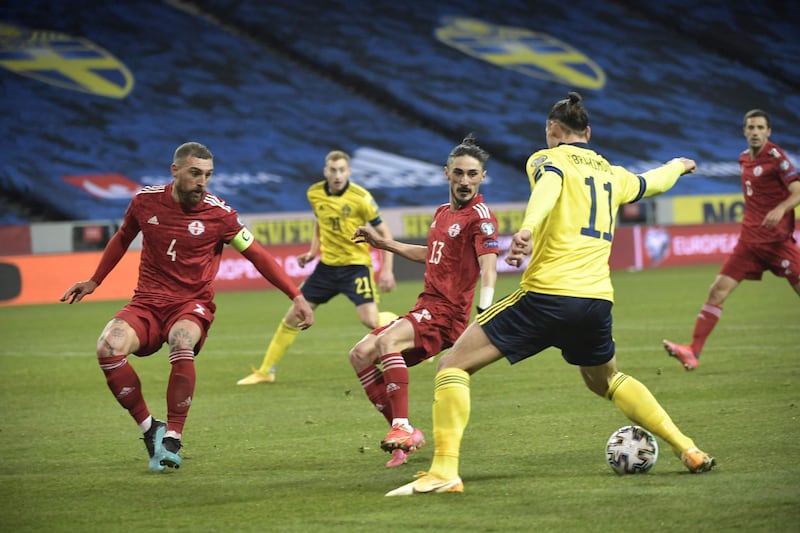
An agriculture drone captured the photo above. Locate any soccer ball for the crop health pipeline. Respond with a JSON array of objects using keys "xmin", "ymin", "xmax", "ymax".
[{"xmin": 605, "ymin": 425, "xmax": 658, "ymax": 475}]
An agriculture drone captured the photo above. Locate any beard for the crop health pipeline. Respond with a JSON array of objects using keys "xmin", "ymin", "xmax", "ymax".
[
  {"xmin": 177, "ymin": 186, "xmax": 205, "ymax": 206},
  {"xmin": 452, "ymin": 188, "xmax": 475, "ymax": 206}
]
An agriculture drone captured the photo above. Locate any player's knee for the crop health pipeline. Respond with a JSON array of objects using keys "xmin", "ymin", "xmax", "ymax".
[
  {"xmin": 168, "ymin": 320, "xmax": 201, "ymax": 351},
  {"xmin": 96, "ymin": 330, "xmax": 129, "ymax": 359},
  {"xmin": 707, "ymin": 287, "xmax": 728, "ymax": 305},
  {"xmin": 97, "ymin": 318, "xmax": 138, "ymax": 358},
  {"xmin": 349, "ymin": 342, "xmax": 375, "ymax": 370},
  {"xmin": 708, "ymin": 275, "xmax": 738, "ymax": 304},
  {"xmin": 374, "ymin": 334, "xmax": 396, "ymax": 356},
  {"xmin": 96, "ymin": 337, "xmax": 113, "ymax": 359}
]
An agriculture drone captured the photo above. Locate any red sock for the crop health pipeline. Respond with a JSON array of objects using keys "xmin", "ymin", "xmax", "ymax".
[
  {"xmin": 357, "ymin": 365, "xmax": 393, "ymax": 423},
  {"xmin": 380, "ymin": 353, "xmax": 409, "ymax": 421},
  {"xmin": 99, "ymin": 354, "xmax": 149, "ymax": 425},
  {"xmin": 166, "ymin": 349, "xmax": 196, "ymax": 437},
  {"xmin": 691, "ymin": 303, "xmax": 722, "ymax": 356}
]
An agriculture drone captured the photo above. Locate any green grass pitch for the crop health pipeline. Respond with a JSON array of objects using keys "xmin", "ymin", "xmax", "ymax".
[{"xmin": 1, "ymin": 264, "xmax": 798, "ymax": 532}]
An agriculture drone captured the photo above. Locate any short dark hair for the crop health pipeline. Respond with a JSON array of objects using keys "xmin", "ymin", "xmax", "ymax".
[
  {"xmin": 548, "ymin": 91, "xmax": 589, "ymax": 134},
  {"xmin": 743, "ymin": 109, "xmax": 770, "ymax": 128},
  {"xmin": 174, "ymin": 142, "xmax": 213, "ymax": 164},
  {"xmin": 447, "ymin": 133, "xmax": 490, "ymax": 168}
]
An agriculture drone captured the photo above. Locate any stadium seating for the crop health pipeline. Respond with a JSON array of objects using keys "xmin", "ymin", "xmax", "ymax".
[
  {"xmin": 1, "ymin": 0, "xmax": 797, "ymax": 221},
  {"xmin": 613, "ymin": 0, "xmax": 799, "ymax": 89}
]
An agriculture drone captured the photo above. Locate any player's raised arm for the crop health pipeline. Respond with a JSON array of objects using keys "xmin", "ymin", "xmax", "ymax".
[{"xmin": 352, "ymin": 225, "xmax": 428, "ymax": 264}]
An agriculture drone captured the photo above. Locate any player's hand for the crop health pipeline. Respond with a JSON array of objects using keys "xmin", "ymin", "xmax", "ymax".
[
  {"xmin": 671, "ymin": 157, "xmax": 697, "ymax": 174},
  {"xmin": 379, "ymin": 271, "xmax": 396, "ymax": 292},
  {"xmin": 291, "ymin": 295, "xmax": 314, "ymax": 329},
  {"xmin": 506, "ymin": 252, "xmax": 525, "ymax": 268},
  {"xmin": 60, "ymin": 280, "xmax": 98, "ymax": 304},
  {"xmin": 762, "ymin": 206, "xmax": 785, "ymax": 228},
  {"xmin": 297, "ymin": 251, "xmax": 315, "ymax": 268},
  {"xmin": 505, "ymin": 230, "xmax": 532, "ymax": 268},
  {"xmin": 352, "ymin": 225, "xmax": 379, "ymax": 246},
  {"xmin": 351, "ymin": 227, "xmax": 368, "ymax": 244}
]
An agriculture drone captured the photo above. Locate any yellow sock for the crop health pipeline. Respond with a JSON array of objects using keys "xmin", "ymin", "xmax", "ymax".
[
  {"xmin": 258, "ymin": 319, "xmax": 301, "ymax": 374},
  {"xmin": 606, "ymin": 372, "xmax": 695, "ymax": 455},
  {"xmin": 428, "ymin": 368, "xmax": 470, "ymax": 480},
  {"xmin": 378, "ymin": 311, "xmax": 398, "ymax": 327}
]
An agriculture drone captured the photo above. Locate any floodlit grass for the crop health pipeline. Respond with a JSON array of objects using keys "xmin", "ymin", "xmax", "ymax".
[{"xmin": 0, "ymin": 264, "xmax": 798, "ymax": 532}]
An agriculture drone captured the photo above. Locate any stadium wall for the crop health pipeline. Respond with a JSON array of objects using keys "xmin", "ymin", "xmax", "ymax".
[
  {"xmin": 6, "ymin": 192, "xmax": 797, "ymax": 256},
  {"xmin": 5, "ymin": 217, "xmax": 794, "ymax": 307}
]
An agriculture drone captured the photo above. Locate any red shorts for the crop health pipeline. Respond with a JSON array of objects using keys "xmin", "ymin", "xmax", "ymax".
[
  {"xmin": 114, "ymin": 296, "xmax": 216, "ymax": 356},
  {"xmin": 720, "ymin": 237, "xmax": 800, "ymax": 285},
  {"xmin": 377, "ymin": 298, "xmax": 468, "ymax": 367}
]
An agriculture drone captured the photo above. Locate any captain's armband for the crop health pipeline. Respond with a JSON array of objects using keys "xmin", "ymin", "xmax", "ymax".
[{"xmin": 230, "ymin": 227, "xmax": 255, "ymax": 252}]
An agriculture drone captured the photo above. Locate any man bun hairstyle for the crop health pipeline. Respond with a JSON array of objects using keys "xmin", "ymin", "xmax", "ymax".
[
  {"xmin": 548, "ymin": 91, "xmax": 589, "ymax": 134},
  {"xmin": 448, "ymin": 132, "xmax": 490, "ymax": 167}
]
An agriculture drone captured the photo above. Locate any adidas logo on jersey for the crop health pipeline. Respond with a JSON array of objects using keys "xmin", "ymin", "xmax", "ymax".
[{"xmin": 147, "ymin": 216, "xmax": 159, "ymax": 225}]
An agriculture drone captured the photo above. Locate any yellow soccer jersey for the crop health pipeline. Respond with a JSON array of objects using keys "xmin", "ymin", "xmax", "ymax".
[
  {"xmin": 520, "ymin": 143, "xmax": 683, "ymax": 302},
  {"xmin": 307, "ymin": 180, "xmax": 381, "ymax": 267}
]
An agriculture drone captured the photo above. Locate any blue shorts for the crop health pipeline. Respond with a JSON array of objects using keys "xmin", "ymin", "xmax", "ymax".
[
  {"xmin": 301, "ymin": 262, "xmax": 378, "ymax": 306},
  {"xmin": 478, "ymin": 289, "xmax": 615, "ymax": 367}
]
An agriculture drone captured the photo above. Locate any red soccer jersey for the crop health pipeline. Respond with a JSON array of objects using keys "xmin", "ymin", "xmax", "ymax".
[
  {"xmin": 116, "ymin": 183, "xmax": 243, "ymax": 300},
  {"xmin": 738, "ymin": 141, "xmax": 799, "ymax": 243},
  {"xmin": 416, "ymin": 193, "xmax": 499, "ymax": 319}
]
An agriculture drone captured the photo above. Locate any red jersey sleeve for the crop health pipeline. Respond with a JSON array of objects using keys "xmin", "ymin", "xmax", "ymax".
[
  {"xmin": 90, "ymin": 200, "xmax": 140, "ymax": 285},
  {"xmin": 240, "ymin": 243, "xmax": 302, "ymax": 300},
  {"xmin": 471, "ymin": 202, "xmax": 500, "ymax": 258}
]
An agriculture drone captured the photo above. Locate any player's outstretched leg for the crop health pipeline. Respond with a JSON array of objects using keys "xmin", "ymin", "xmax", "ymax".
[{"xmin": 662, "ymin": 339, "xmax": 698, "ymax": 370}]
